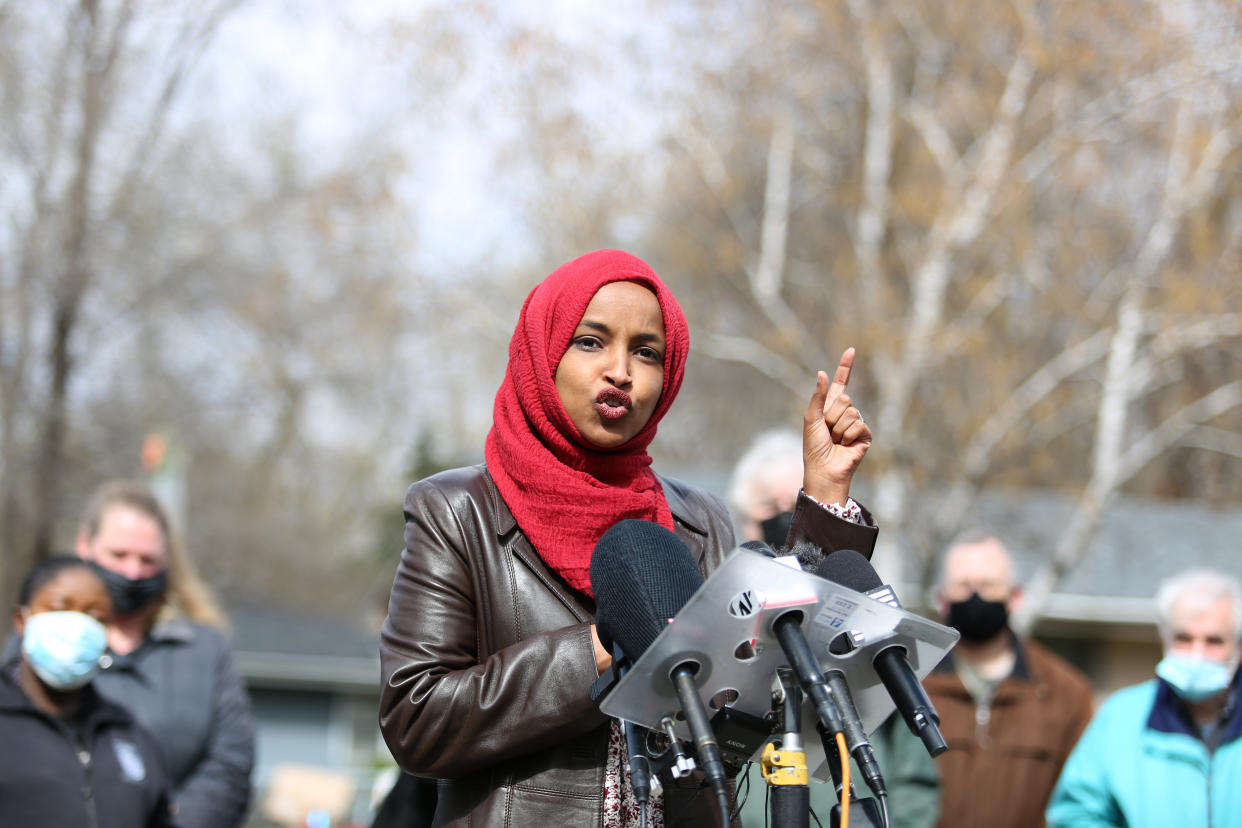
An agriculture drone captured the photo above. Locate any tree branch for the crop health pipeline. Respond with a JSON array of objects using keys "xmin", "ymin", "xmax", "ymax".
[
  {"xmin": 692, "ymin": 331, "xmax": 805, "ymax": 394},
  {"xmin": 1116, "ymin": 381, "xmax": 1242, "ymax": 483},
  {"xmin": 848, "ymin": 0, "xmax": 897, "ymax": 323},
  {"xmin": 670, "ymin": 121, "xmax": 756, "ymax": 253},
  {"xmin": 1178, "ymin": 427, "xmax": 1242, "ymax": 461}
]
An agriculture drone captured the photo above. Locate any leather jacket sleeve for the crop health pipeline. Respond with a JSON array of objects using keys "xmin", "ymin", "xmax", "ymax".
[
  {"xmin": 787, "ymin": 490, "xmax": 879, "ymax": 559},
  {"xmin": 379, "ymin": 471, "xmax": 606, "ymax": 779},
  {"xmin": 378, "ymin": 466, "xmax": 880, "ymax": 790}
]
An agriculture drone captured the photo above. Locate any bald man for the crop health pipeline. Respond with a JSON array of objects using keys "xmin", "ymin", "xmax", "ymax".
[{"xmin": 922, "ymin": 532, "xmax": 1093, "ymax": 828}]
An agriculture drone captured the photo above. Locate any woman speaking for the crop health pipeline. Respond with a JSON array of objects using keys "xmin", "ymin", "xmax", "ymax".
[{"xmin": 379, "ymin": 249, "xmax": 877, "ymax": 827}]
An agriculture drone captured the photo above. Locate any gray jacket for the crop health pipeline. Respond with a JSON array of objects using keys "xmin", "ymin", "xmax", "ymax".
[{"xmin": 93, "ymin": 617, "xmax": 255, "ymax": 828}]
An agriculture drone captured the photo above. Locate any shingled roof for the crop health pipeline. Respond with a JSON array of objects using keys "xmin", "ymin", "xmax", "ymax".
[
  {"xmin": 229, "ymin": 603, "xmax": 379, "ymax": 690},
  {"xmin": 952, "ymin": 490, "xmax": 1241, "ymax": 630}
]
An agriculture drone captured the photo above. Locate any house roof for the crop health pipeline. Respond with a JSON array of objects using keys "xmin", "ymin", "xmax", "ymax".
[
  {"xmin": 672, "ymin": 462, "xmax": 1239, "ymax": 631},
  {"xmin": 228, "ymin": 604, "xmax": 379, "ymax": 692},
  {"xmin": 977, "ymin": 491, "xmax": 1240, "ymax": 596},
  {"xmin": 940, "ymin": 490, "xmax": 1241, "ymax": 634}
]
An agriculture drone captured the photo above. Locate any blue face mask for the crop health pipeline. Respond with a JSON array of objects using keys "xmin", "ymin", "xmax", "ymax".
[
  {"xmin": 21, "ymin": 610, "xmax": 108, "ymax": 691},
  {"xmin": 1156, "ymin": 652, "xmax": 1237, "ymax": 704}
]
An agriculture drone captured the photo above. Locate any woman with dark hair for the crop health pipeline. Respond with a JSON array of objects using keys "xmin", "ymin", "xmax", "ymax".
[
  {"xmin": 1, "ymin": 556, "xmax": 176, "ymax": 827},
  {"xmin": 379, "ymin": 249, "xmax": 877, "ymax": 827}
]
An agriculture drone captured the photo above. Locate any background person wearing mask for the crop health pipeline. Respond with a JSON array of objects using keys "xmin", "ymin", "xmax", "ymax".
[
  {"xmin": 75, "ymin": 480, "xmax": 255, "ymax": 828},
  {"xmin": 923, "ymin": 531, "xmax": 1093, "ymax": 828},
  {"xmin": 728, "ymin": 427, "xmax": 939, "ymax": 828},
  {"xmin": 1, "ymin": 555, "xmax": 176, "ymax": 827},
  {"xmin": 1047, "ymin": 568, "xmax": 1242, "ymax": 827},
  {"xmin": 728, "ymin": 428, "xmax": 815, "ymax": 546}
]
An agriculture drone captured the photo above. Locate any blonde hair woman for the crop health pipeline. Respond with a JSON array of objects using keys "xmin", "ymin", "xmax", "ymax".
[{"xmin": 75, "ymin": 479, "xmax": 254, "ymax": 828}]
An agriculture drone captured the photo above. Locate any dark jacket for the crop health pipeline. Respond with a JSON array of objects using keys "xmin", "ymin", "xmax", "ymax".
[
  {"xmin": 1, "ymin": 617, "xmax": 253, "ymax": 828},
  {"xmin": 379, "ymin": 464, "xmax": 877, "ymax": 827},
  {"xmin": 923, "ymin": 635, "xmax": 1094, "ymax": 828},
  {"xmin": 92, "ymin": 617, "xmax": 255, "ymax": 828},
  {"xmin": 0, "ymin": 661, "xmax": 178, "ymax": 828}
]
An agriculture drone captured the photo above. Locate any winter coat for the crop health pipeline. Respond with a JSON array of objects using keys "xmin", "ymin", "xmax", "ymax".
[
  {"xmin": 923, "ymin": 635, "xmax": 1094, "ymax": 828},
  {"xmin": 379, "ymin": 464, "xmax": 878, "ymax": 827},
  {"xmin": 92, "ymin": 616, "xmax": 255, "ymax": 828},
  {"xmin": 0, "ymin": 661, "xmax": 177, "ymax": 828},
  {"xmin": 1046, "ymin": 674, "xmax": 1242, "ymax": 828}
]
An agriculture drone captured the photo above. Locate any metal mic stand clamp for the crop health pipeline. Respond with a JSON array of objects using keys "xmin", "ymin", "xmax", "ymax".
[{"xmin": 761, "ymin": 670, "xmax": 810, "ymax": 828}]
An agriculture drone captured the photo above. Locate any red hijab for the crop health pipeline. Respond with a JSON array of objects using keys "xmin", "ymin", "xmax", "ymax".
[{"xmin": 484, "ymin": 249, "xmax": 690, "ymax": 596}]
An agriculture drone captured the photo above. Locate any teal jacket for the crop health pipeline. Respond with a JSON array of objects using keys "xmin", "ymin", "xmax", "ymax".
[{"xmin": 1047, "ymin": 674, "xmax": 1242, "ymax": 828}]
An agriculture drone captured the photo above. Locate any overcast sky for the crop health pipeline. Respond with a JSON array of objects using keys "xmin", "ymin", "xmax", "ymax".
[{"xmin": 198, "ymin": 0, "xmax": 675, "ymax": 273}]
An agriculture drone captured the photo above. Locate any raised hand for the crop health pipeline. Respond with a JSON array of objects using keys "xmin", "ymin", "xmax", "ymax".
[{"xmin": 802, "ymin": 347, "xmax": 872, "ymax": 507}]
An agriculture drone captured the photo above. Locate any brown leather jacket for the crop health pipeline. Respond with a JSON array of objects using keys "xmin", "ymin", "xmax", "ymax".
[
  {"xmin": 379, "ymin": 464, "xmax": 877, "ymax": 827},
  {"xmin": 923, "ymin": 635, "xmax": 1094, "ymax": 828}
]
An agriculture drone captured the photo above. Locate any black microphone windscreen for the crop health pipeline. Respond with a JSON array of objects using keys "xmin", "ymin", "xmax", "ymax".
[
  {"xmin": 789, "ymin": 542, "xmax": 826, "ymax": 571},
  {"xmin": 740, "ymin": 539, "xmax": 824, "ymax": 571},
  {"xmin": 814, "ymin": 548, "xmax": 883, "ymax": 593},
  {"xmin": 590, "ymin": 519, "xmax": 704, "ymax": 661},
  {"xmin": 739, "ymin": 540, "xmax": 775, "ymax": 556}
]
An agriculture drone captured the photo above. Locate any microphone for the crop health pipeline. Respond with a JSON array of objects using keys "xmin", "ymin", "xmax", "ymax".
[
  {"xmin": 590, "ymin": 519, "xmax": 731, "ymax": 822},
  {"xmin": 815, "ymin": 550, "xmax": 948, "ymax": 757},
  {"xmin": 592, "ymin": 520, "xmax": 704, "ymax": 659},
  {"xmin": 752, "ymin": 550, "xmax": 879, "ymax": 802},
  {"xmin": 738, "ymin": 541, "xmax": 847, "ymax": 741},
  {"xmin": 740, "ymin": 539, "xmax": 824, "ymax": 571}
]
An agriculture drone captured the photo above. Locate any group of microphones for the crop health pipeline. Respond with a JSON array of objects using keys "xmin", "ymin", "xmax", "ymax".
[{"xmin": 589, "ymin": 520, "xmax": 956, "ymax": 828}]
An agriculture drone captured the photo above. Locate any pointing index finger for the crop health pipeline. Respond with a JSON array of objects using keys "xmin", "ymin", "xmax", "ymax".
[{"xmin": 827, "ymin": 347, "xmax": 855, "ymax": 399}]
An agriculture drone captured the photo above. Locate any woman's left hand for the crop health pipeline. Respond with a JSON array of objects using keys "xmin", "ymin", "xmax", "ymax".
[{"xmin": 802, "ymin": 347, "xmax": 872, "ymax": 507}]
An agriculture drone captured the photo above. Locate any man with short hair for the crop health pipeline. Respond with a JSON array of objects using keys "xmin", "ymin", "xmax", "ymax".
[
  {"xmin": 1047, "ymin": 568, "xmax": 1242, "ymax": 827},
  {"xmin": 923, "ymin": 532, "xmax": 1094, "ymax": 828}
]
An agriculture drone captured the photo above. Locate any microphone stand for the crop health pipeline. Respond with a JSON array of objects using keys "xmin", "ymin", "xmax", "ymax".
[
  {"xmin": 760, "ymin": 669, "xmax": 809, "ymax": 828},
  {"xmin": 591, "ymin": 645, "xmax": 661, "ymax": 828},
  {"xmin": 624, "ymin": 719, "xmax": 654, "ymax": 828},
  {"xmin": 764, "ymin": 667, "xmax": 888, "ymax": 828}
]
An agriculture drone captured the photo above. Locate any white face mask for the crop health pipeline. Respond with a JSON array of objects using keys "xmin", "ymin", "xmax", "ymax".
[
  {"xmin": 1156, "ymin": 652, "xmax": 1238, "ymax": 704},
  {"xmin": 21, "ymin": 610, "xmax": 108, "ymax": 691}
]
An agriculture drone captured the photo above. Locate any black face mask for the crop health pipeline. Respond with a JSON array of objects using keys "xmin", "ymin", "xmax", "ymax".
[
  {"xmin": 92, "ymin": 564, "xmax": 168, "ymax": 616},
  {"xmin": 759, "ymin": 511, "xmax": 794, "ymax": 550},
  {"xmin": 947, "ymin": 593, "xmax": 1009, "ymax": 643}
]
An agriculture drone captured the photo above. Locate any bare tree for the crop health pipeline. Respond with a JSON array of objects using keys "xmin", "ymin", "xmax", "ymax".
[
  {"xmin": 635, "ymin": 0, "xmax": 1242, "ymax": 619},
  {"xmin": 1, "ymin": 1, "xmax": 242, "ymax": 607},
  {"xmin": 0, "ymin": 2, "xmax": 421, "ymax": 620}
]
